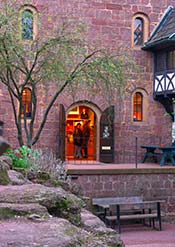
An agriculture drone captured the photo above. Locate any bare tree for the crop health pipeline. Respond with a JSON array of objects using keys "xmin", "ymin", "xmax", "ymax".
[{"xmin": 0, "ymin": 1, "xmax": 136, "ymax": 147}]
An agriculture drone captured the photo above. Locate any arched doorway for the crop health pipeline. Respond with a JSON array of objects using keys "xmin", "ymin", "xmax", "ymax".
[{"xmin": 66, "ymin": 104, "xmax": 97, "ymax": 160}]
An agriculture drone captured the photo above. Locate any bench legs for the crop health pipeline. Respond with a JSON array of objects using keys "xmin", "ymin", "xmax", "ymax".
[
  {"xmin": 116, "ymin": 205, "xmax": 121, "ymax": 234},
  {"xmin": 160, "ymin": 152, "xmax": 175, "ymax": 166},
  {"xmin": 142, "ymin": 153, "xmax": 158, "ymax": 163},
  {"xmin": 146, "ymin": 203, "xmax": 162, "ymax": 231},
  {"xmin": 106, "ymin": 203, "xmax": 162, "ymax": 233},
  {"xmin": 142, "ymin": 148, "xmax": 158, "ymax": 163},
  {"xmin": 157, "ymin": 202, "xmax": 162, "ymax": 231}
]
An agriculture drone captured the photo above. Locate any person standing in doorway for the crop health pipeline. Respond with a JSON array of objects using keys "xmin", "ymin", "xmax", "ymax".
[
  {"xmin": 73, "ymin": 123, "xmax": 83, "ymax": 158},
  {"xmin": 82, "ymin": 120, "xmax": 91, "ymax": 158}
]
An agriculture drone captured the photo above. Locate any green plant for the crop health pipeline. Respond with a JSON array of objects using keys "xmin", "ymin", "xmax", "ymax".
[
  {"xmin": 0, "ymin": 2, "xmax": 136, "ymax": 147},
  {"xmin": 4, "ymin": 145, "xmax": 31, "ymax": 169},
  {"xmin": 4, "ymin": 146, "xmax": 69, "ymax": 184}
]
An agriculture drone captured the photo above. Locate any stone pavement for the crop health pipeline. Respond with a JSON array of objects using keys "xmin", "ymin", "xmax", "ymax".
[
  {"xmin": 125, "ymin": 245, "xmax": 175, "ymax": 247},
  {"xmin": 121, "ymin": 223, "xmax": 175, "ymax": 247}
]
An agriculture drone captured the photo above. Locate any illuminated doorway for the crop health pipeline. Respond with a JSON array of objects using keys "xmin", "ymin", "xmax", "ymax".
[{"xmin": 66, "ymin": 105, "xmax": 96, "ymax": 160}]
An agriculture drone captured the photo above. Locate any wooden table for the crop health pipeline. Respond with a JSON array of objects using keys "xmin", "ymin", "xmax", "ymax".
[
  {"xmin": 92, "ymin": 197, "xmax": 164, "ymax": 233},
  {"xmin": 141, "ymin": 145, "xmax": 160, "ymax": 163},
  {"xmin": 141, "ymin": 145, "xmax": 175, "ymax": 166},
  {"xmin": 158, "ymin": 146, "xmax": 175, "ymax": 166}
]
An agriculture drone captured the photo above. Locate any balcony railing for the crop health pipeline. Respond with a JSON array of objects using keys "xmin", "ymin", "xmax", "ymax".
[{"xmin": 154, "ymin": 70, "xmax": 175, "ymax": 96}]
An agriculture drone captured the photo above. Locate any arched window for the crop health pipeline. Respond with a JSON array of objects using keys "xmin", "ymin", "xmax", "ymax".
[
  {"xmin": 21, "ymin": 9, "xmax": 33, "ymax": 40},
  {"xmin": 21, "ymin": 87, "xmax": 32, "ymax": 118},
  {"xmin": 133, "ymin": 92, "xmax": 143, "ymax": 121},
  {"xmin": 134, "ymin": 18, "xmax": 143, "ymax": 46},
  {"xmin": 20, "ymin": 6, "xmax": 38, "ymax": 41},
  {"xmin": 132, "ymin": 13, "xmax": 149, "ymax": 48}
]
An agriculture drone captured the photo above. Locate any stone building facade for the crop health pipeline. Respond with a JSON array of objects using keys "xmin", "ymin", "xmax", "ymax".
[{"xmin": 1, "ymin": 0, "xmax": 175, "ymax": 163}]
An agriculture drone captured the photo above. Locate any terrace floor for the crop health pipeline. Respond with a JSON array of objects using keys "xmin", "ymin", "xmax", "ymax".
[{"xmin": 66, "ymin": 161, "xmax": 175, "ymax": 175}]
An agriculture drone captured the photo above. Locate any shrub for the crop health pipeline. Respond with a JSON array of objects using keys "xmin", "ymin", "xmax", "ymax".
[
  {"xmin": 4, "ymin": 146, "xmax": 69, "ymax": 182},
  {"xmin": 29, "ymin": 148, "xmax": 69, "ymax": 181},
  {"xmin": 4, "ymin": 146, "xmax": 32, "ymax": 169}
]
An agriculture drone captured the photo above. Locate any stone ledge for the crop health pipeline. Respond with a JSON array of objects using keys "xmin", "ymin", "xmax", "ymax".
[{"xmin": 67, "ymin": 167, "xmax": 175, "ymax": 175}]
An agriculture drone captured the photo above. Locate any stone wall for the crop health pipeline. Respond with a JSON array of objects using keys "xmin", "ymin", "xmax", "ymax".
[
  {"xmin": 1, "ymin": 0, "xmax": 175, "ymax": 162},
  {"xmin": 70, "ymin": 171, "xmax": 175, "ymax": 213}
]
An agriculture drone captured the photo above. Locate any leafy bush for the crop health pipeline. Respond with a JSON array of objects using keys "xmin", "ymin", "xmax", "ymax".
[
  {"xmin": 4, "ymin": 146, "xmax": 68, "ymax": 182},
  {"xmin": 5, "ymin": 146, "xmax": 32, "ymax": 169}
]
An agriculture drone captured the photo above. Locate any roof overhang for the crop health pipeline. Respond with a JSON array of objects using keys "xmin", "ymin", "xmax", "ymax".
[{"xmin": 142, "ymin": 39, "xmax": 175, "ymax": 51}]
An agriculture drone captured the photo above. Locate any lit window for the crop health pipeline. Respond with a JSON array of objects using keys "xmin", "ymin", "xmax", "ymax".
[
  {"xmin": 134, "ymin": 18, "xmax": 143, "ymax": 46},
  {"xmin": 21, "ymin": 88, "xmax": 32, "ymax": 118},
  {"xmin": 21, "ymin": 9, "xmax": 33, "ymax": 40},
  {"xmin": 133, "ymin": 92, "xmax": 143, "ymax": 121}
]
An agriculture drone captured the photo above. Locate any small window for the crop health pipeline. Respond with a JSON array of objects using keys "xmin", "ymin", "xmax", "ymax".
[
  {"xmin": 21, "ymin": 87, "xmax": 32, "ymax": 118},
  {"xmin": 21, "ymin": 9, "xmax": 33, "ymax": 40},
  {"xmin": 133, "ymin": 92, "xmax": 143, "ymax": 121},
  {"xmin": 132, "ymin": 13, "xmax": 149, "ymax": 49},
  {"xmin": 134, "ymin": 18, "xmax": 143, "ymax": 46},
  {"xmin": 155, "ymin": 52, "xmax": 166, "ymax": 72},
  {"xmin": 167, "ymin": 50, "xmax": 175, "ymax": 70}
]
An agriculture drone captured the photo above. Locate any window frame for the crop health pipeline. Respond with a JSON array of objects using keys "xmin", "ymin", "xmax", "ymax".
[
  {"xmin": 131, "ymin": 89, "xmax": 148, "ymax": 123},
  {"xmin": 131, "ymin": 13, "xmax": 149, "ymax": 49},
  {"xmin": 21, "ymin": 9, "xmax": 34, "ymax": 40},
  {"xmin": 155, "ymin": 49, "xmax": 175, "ymax": 73},
  {"xmin": 133, "ymin": 92, "xmax": 143, "ymax": 122},
  {"xmin": 19, "ymin": 5, "xmax": 38, "ymax": 41},
  {"xmin": 21, "ymin": 87, "xmax": 32, "ymax": 119},
  {"xmin": 134, "ymin": 17, "xmax": 144, "ymax": 46}
]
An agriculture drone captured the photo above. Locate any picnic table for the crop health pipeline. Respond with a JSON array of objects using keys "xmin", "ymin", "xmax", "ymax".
[
  {"xmin": 141, "ymin": 145, "xmax": 175, "ymax": 166},
  {"xmin": 158, "ymin": 146, "xmax": 175, "ymax": 166},
  {"xmin": 92, "ymin": 196, "xmax": 164, "ymax": 233}
]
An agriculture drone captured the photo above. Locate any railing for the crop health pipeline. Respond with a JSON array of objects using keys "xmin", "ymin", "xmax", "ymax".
[{"xmin": 154, "ymin": 70, "xmax": 175, "ymax": 95}]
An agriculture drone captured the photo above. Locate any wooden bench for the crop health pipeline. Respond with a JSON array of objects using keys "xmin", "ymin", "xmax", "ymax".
[
  {"xmin": 92, "ymin": 196, "xmax": 143, "ymax": 220},
  {"xmin": 92, "ymin": 196, "xmax": 144, "ymax": 226},
  {"xmin": 92, "ymin": 196, "xmax": 164, "ymax": 233}
]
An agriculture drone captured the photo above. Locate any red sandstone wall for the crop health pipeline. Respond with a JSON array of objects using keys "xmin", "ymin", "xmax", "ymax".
[
  {"xmin": 1, "ymin": 0, "xmax": 175, "ymax": 162},
  {"xmin": 72, "ymin": 173, "xmax": 175, "ymax": 213}
]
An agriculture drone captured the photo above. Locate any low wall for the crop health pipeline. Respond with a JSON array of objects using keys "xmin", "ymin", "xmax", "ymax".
[{"xmin": 68, "ymin": 168, "xmax": 175, "ymax": 214}]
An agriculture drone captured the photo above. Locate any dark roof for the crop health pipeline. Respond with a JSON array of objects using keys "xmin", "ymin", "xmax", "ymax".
[{"xmin": 142, "ymin": 6, "xmax": 175, "ymax": 51}]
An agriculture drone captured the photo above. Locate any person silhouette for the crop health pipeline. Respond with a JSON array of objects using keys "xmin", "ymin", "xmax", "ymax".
[
  {"xmin": 82, "ymin": 120, "xmax": 91, "ymax": 158},
  {"xmin": 73, "ymin": 123, "xmax": 83, "ymax": 158},
  {"xmin": 81, "ymin": 108, "xmax": 89, "ymax": 119}
]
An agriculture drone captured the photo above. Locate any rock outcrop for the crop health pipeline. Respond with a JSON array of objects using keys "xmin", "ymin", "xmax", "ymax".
[
  {"xmin": 0, "ymin": 216, "xmax": 123, "ymax": 247},
  {"xmin": 0, "ymin": 153, "xmax": 123, "ymax": 246},
  {"xmin": 0, "ymin": 183, "xmax": 124, "ymax": 246},
  {"xmin": 0, "ymin": 158, "xmax": 10, "ymax": 185},
  {"xmin": 0, "ymin": 184, "xmax": 83, "ymax": 225}
]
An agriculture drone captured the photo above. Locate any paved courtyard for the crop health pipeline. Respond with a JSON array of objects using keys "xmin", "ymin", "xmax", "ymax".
[
  {"xmin": 66, "ymin": 161, "xmax": 175, "ymax": 247},
  {"xmin": 121, "ymin": 223, "xmax": 175, "ymax": 247}
]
